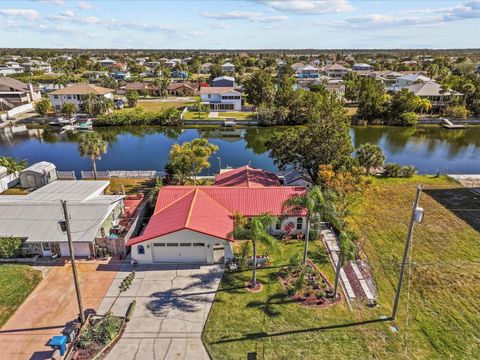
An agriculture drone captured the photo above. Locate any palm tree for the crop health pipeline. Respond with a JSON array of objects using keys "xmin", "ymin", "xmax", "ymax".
[
  {"xmin": 283, "ymin": 186, "xmax": 331, "ymax": 265},
  {"xmin": 0, "ymin": 157, "xmax": 28, "ymax": 174},
  {"xmin": 418, "ymin": 98, "xmax": 432, "ymax": 114},
  {"xmin": 332, "ymin": 231, "xmax": 356, "ymax": 300},
  {"xmin": 462, "ymin": 82, "xmax": 475, "ymax": 106},
  {"xmin": 78, "ymin": 132, "xmax": 107, "ymax": 180},
  {"xmin": 356, "ymin": 143, "xmax": 386, "ymax": 176},
  {"xmin": 233, "ymin": 212, "xmax": 277, "ymax": 289}
]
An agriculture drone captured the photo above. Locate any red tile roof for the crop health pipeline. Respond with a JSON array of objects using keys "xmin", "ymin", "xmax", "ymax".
[
  {"xmin": 215, "ymin": 165, "xmax": 280, "ymax": 187},
  {"xmin": 127, "ymin": 185, "xmax": 306, "ymax": 246}
]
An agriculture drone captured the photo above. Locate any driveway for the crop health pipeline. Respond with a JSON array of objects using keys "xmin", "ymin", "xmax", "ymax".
[
  {"xmin": 98, "ymin": 263, "xmax": 223, "ymax": 360},
  {"xmin": 0, "ymin": 260, "xmax": 119, "ymax": 360}
]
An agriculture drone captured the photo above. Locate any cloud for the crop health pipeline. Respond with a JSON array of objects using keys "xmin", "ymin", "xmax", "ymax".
[
  {"xmin": 77, "ymin": 1, "xmax": 94, "ymax": 10},
  {"xmin": 332, "ymin": 1, "xmax": 480, "ymax": 30},
  {"xmin": 202, "ymin": 11, "xmax": 288, "ymax": 23},
  {"xmin": 256, "ymin": 0, "xmax": 354, "ymax": 14},
  {"xmin": 61, "ymin": 9, "xmax": 75, "ymax": 17},
  {"xmin": 258, "ymin": 15, "xmax": 288, "ymax": 23},
  {"xmin": 209, "ymin": 22, "xmax": 229, "ymax": 29},
  {"xmin": 202, "ymin": 11, "xmax": 262, "ymax": 21},
  {"xmin": 0, "ymin": 8, "xmax": 40, "ymax": 20},
  {"xmin": 38, "ymin": 0, "xmax": 65, "ymax": 5}
]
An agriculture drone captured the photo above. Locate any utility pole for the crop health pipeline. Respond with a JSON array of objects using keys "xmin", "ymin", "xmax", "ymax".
[
  {"xmin": 391, "ymin": 185, "xmax": 424, "ymax": 320},
  {"xmin": 61, "ymin": 200, "xmax": 85, "ymax": 324}
]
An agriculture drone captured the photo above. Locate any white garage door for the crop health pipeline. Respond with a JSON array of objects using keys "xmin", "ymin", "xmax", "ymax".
[
  {"xmin": 152, "ymin": 242, "xmax": 207, "ymax": 263},
  {"xmin": 59, "ymin": 242, "xmax": 92, "ymax": 257}
]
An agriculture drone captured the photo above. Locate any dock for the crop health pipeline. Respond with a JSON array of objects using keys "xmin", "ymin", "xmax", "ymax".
[{"xmin": 441, "ymin": 118, "xmax": 466, "ymax": 129}]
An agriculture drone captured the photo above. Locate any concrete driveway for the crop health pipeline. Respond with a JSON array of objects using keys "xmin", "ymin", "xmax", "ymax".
[
  {"xmin": 98, "ymin": 263, "xmax": 223, "ymax": 360},
  {"xmin": 0, "ymin": 260, "xmax": 119, "ymax": 360}
]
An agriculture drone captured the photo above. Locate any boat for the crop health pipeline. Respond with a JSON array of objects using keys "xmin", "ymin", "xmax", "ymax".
[
  {"xmin": 61, "ymin": 125, "xmax": 76, "ymax": 131},
  {"xmin": 75, "ymin": 119, "xmax": 93, "ymax": 130}
]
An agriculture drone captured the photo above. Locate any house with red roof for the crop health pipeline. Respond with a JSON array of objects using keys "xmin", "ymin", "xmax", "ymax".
[{"xmin": 127, "ymin": 166, "xmax": 307, "ymax": 264}]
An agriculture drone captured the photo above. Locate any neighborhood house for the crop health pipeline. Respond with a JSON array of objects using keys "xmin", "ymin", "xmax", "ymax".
[
  {"xmin": 49, "ymin": 84, "xmax": 114, "ymax": 111},
  {"xmin": 200, "ymin": 86, "xmax": 242, "ymax": 111},
  {"xmin": 128, "ymin": 166, "xmax": 307, "ymax": 264},
  {"xmin": 0, "ymin": 181, "xmax": 144, "ymax": 258}
]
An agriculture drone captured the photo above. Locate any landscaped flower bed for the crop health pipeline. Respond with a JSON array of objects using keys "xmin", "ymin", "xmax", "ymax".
[
  {"xmin": 75, "ymin": 314, "xmax": 124, "ymax": 360},
  {"xmin": 278, "ymin": 260, "xmax": 339, "ymax": 307}
]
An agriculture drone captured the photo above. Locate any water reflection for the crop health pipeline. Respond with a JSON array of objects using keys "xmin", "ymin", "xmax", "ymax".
[{"xmin": 1, "ymin": 125, "xmax": 480, "ymax": 175}]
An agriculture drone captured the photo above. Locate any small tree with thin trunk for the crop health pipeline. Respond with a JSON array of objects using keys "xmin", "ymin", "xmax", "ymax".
[
  {"xmin": 332, "ymin": 231, "xmax": 356, "ymax": 300},
  {"xmin": 78, "ymin": 132, "xmax": 107, "ymax": 180},
  {"xmin": 356, "ymin": 143, "xmax": 386, "ymax": 176},
  {"xmin": 233, "ymin": 212, "xmax": 277, "ymax": 290},
  {"xmin": 283, "ymin": 185, "xmax": 331, "ymax": 265}
]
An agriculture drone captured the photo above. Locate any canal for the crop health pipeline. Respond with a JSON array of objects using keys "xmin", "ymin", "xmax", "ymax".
[{"xmin": 1, "ymin": 125, "xmax": 480, "ymax": 176}]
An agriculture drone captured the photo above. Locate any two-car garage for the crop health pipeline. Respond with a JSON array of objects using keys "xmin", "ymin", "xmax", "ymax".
[
  {"xmin": 152, "ymin": 241, "xmax": 207, "ymax": 263},
  {"xmin": 130, "ymin": 229, "xmax": 234, "ymax": 264}
]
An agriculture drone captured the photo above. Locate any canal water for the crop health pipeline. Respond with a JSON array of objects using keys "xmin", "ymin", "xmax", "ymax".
[{"xmin": 1, "ymin": 125, "xmax": 480, "ymax": 176}]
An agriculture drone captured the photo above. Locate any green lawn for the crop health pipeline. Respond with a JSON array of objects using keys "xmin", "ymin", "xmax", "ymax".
[
  {"xmin": 116, "ymin": 100, "xmax": 192, "ymax": 114},
  {"xmin": 0, "ymin": 265, "xmax": 42, "ymax": 328},
  {"xmin": 203, "ymin": 176, "xmax": 480, "ymax": 359},
  {"xmin": 105, "ymin": 178, "xmax": 156, "ymax": 195}
]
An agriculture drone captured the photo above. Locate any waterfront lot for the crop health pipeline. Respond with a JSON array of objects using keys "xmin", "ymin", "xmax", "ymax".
[{"xmin": 203, "ymin": 176, "xmax": 480, "ymax": 359}]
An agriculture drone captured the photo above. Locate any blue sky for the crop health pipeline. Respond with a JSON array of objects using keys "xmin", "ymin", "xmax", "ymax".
[{"xmin": 0, "ymin": 0, "xmax": 479, "ymax": 49}]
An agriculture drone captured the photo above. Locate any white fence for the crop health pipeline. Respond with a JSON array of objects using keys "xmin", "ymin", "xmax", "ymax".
[
  {"xmin": 56, "ymin": 171, "xmax": 76, "ymax": 180},
  {"xmin": 0, "ymin": 173, "xmax": 19, "ymax": 193},
  {"xmin": 81, "ymin": 170, "xmax": 163, "ymax": 179}
]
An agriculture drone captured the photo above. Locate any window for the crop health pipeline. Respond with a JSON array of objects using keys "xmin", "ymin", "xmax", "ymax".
[
  {"xmin": 193, "ymin": 243, "xmax": 205, "ymax": 247},
  {"xmin": 137, "ymin": 245, "xmax": 145, "ymax": 255},
  {"xmin": 180, "ymin": 243, "xmax": 192, "ymax": 247},
  {"xmin": 42, "ymin": 242, "xmax": 51, "ymax": 251},
  {"xmin": 296, "ymin": 217, "xmax": 303, "ymax": 230},
  {"xmin": 166, "ymin": 243, "xmax": 178, "ymax": 247},
  {"xmin": 153, "ymin": 243, "xmax": 165, "ymax": 247},
  {"xmin": 53, "ymin": 95, "xmax": 59, "ymax": 99},
  {"xmin": 275, "ymin": 220, "xmax": 281, "ymax": 230}
]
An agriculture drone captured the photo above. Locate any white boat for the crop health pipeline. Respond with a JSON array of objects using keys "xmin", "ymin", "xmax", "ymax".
[{"xmin": 61, "ymin": 125, "xmax": 76, "ymax": 131}]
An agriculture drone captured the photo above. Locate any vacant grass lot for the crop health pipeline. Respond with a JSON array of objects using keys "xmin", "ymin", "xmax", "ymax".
[
  {"xmin": 116, "ymin": 100, "xmax": 192, "ymax": 114},
  {"xmin": 0, "ymin": 265, "xmax": 42, "ymax": 328},
  {"xmin": 203, "ymin": 176, "xmax": 480, "ymax": 359}
]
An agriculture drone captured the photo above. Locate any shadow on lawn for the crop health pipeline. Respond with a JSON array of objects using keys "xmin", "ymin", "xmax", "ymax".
[
  {"xmin": 211, "ymin": 317, "xmax": 392, "ymax": 344},
  {"xmin": 424, "ymin": 187, "xmax": 480, "ymax": 232}
]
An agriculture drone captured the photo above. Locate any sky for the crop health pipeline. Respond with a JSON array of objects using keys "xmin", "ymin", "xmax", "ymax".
[{"xmin": 0, "ymin": 0, "xmax": 479, "ymax": 49}]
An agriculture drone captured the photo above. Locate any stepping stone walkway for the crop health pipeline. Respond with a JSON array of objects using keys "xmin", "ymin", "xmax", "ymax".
[{"xmin": 322, "ymin": 229, "xmax": 376, "ymax": 301}]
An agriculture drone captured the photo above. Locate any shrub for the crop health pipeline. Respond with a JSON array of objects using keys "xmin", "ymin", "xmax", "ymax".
[
  {"xmin": 383, "ymin": 163, "xmax": 402, "ymax": 177},
  {"xmin": 444, "ymin": 105, "xmax": 469, "ymax": 119},
  {"xmin": 95, "ymin": 108, "xmax": 181, "ymax": 126},
  {"xmin": 399, "ymin": 112, "xmax": 419, "ymax": 126},
  {"xmin": 400, "ymin": 165, "xmax": 416, "ymax": 178},
  {"xmin": 0, "ymin": 237, "xmax": 23, "ymax": 258},
  {"xmin": 383, "ymin": 163, "xmax": 417, "ymax": 178},
  {"xmin": 35, "ymin": 98, "xmax": 51, "ymax": 116}
]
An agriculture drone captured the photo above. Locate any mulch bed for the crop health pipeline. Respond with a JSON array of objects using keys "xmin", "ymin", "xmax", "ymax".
[
  {"xmin": 245, "ymin": 281, "xmax": 263, "ymax": 293},
  {"xmin": 343, "ymin": 262, "xmax": 367, "ymax": 300},
  {"xmin": 278, "ymin": 261, "xmax": 341, "ymax": 308}
]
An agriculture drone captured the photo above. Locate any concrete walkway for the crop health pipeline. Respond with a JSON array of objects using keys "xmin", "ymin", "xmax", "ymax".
[{"xmin": 98, "ymin": 263, "xmax": 223, "ymax": 360}]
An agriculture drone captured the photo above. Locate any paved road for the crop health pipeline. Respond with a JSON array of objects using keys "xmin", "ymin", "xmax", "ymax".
[{"xmin": 98, "ymin": 263, "xmax": 223, "ymax": 360}]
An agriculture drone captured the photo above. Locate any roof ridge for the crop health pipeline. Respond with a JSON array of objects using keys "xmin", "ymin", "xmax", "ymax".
[
  {"xmin": 199, "ymin": 188, "xmax": 234, "ymax": 215},
  {"xmin": 153, "ymin": 189, "xmax": 194, "ymax": 215},
  {"xmin": 184, "ymin": 188, "xmax": 199, "ymax": 228}
]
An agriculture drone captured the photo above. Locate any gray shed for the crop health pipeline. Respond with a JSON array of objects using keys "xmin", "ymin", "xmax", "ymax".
[{"xmin": 20, "ymin": 161, "xmax": 57, "ymax": 189}]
